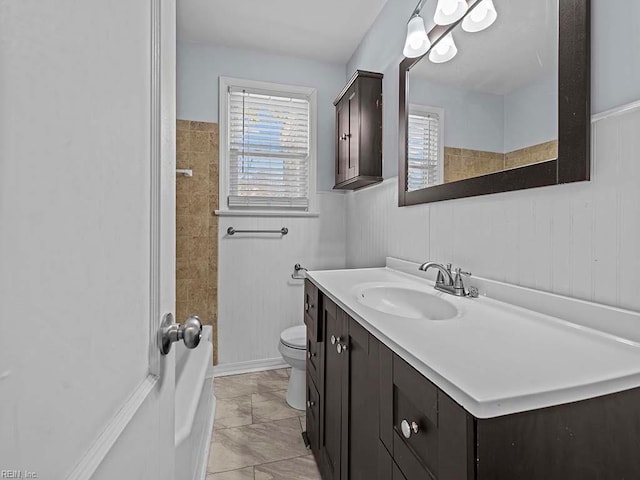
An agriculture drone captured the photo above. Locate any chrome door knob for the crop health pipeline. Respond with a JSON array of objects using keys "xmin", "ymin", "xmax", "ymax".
[
  {"xmin": 182, "ymin": 316, "xmax": 202, "ymax": 349},
  {"xmin": 331, "ymin": 335, "xmax": 341, "ymax": 345},
  {"xmin": 400, "ymin": 419, "xmax": 420, "ymax": 439},
  {"xmin": 337, "ymin": 343, "xmax": 348, "ymax": 354},
  {"xmin": 158, "ymin": 313, "xmax": 202, "ymax": 355}
]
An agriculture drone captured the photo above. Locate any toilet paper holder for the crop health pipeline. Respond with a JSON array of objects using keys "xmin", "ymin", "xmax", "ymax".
[{"xmin": 291, "ymin": 263, "xmax": 308, "ymax": 280}]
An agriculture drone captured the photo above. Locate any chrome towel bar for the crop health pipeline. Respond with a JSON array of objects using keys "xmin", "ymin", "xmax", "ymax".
[{"xmin": 227, "ymin": 226, "xmax": 288, "ymax": 236}]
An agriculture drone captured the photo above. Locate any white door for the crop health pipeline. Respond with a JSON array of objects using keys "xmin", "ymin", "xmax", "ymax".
[{"xmin": 0, "ymin": 1, "xmax": 177, "ymax": 479}]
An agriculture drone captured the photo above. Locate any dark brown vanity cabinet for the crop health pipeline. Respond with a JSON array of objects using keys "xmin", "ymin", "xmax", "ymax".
[
  {"xmin": 305, "ymin": 284, "xmax": 640, "ymax": 480},
  {"xmin": 333, "ymin": 70, "xmax": 383, "ymax": 190},
  {"xmin": 304, "ymin": 280, "xmax": 321, "ymax": 457},
  {"xmin": 379, "ymin": 345, "xmax": 473, "ymax": 480},
  {"xmin": 306, "ymin": 287, "xmax": 382, "ymax": 480}
]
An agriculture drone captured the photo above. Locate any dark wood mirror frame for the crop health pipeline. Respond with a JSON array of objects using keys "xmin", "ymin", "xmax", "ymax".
[{"xmin": 398, "ymin": 0, "xmax": 591, "ymax": 206}]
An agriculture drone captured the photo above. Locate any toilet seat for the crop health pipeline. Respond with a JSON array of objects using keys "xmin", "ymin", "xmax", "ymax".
[{"xmin": 280, "ymin": 325, "xmax": 306, "ymax": 350}]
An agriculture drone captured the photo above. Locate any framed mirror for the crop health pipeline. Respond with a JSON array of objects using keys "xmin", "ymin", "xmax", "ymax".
[{"xmin": 399, "ymin": 0, "xmax": 590, "ymax": 206}]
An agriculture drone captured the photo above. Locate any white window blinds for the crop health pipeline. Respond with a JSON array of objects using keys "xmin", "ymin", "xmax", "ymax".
[
  {"xmin": 227, "ymin": 86, "xmax": 310, "ymax": 209},
  {"xmin": 407, "ymin": 110, "xmax": 441, "ymax": 191}
]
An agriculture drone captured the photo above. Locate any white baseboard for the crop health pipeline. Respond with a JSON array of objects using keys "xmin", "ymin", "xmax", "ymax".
[{"xmin": 213, "ymin": 357, "xmax": 289, "ymax": 377}]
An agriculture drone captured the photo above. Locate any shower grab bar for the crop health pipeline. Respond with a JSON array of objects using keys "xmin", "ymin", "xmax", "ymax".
[{"xmin": 226, "ymin": 227, "xmax": 288, "ymax": 236}]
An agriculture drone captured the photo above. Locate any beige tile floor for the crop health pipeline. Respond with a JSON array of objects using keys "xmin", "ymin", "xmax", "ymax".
[{"xmin": 208, "ymin": 368, "xmax": 322, "ymax": 480}]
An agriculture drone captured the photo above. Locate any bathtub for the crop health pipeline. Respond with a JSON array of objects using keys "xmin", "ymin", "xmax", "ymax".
[{"xmin": 175, "ymin": 325, "xmax": 216, "ymax": 480}]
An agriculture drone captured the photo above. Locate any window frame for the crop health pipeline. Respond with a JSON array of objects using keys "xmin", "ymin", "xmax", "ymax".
[
  {"xmin": 218, "ymin": 76, "xmax": 317, "ymax": 217},
  {"xmin": 407, "ymin": 104, "xmax": 445, "ymax": 190}
]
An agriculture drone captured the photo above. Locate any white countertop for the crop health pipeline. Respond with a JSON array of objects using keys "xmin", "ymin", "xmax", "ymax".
[{"xmin": 307, "ymin": 259, "xmax": 640, "ymax": 418}]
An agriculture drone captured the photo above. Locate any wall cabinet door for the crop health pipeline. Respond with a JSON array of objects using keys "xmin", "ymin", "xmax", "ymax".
[
  {"xmin": 333, "ymin": 70, "xmax": 383, "ymax": 190},
  {"xmin": 335, "ymin": 97, "xmax": 349, "ymax": 186}
]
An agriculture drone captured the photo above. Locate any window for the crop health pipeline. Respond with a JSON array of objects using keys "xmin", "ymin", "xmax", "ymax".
[
  {"xmin": 407, "ymin": 105, "xmax": 444, "ymax": 191},
  {"xmin": 220, "ymin": 77, "xmax": 316, "ymax": 212}
]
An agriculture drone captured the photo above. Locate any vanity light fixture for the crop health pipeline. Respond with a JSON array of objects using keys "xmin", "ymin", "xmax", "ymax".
[
  {"xmin": 434, "ymin": 0, "xmax": 468, "ymax": 26},
  {"xmin": 428, "ymin": 32, "xmax": 458, "ymax": 63},
  {"xmin": 403, "ymin": 14, "xmax": 432, "ymax": 58},
  {"xmin": 461, "ymin": 0, "xmax": 497, "ymax": 32},
  {"xmin": 403, "ymin": 0, "xmax": 498, "ymax": 62}
]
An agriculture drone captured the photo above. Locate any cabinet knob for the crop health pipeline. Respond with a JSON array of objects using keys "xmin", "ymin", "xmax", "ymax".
[
  {"xmin": 340, "ymin": 133, "xmax": 351, "ymax": 141},
  {"xmin": 331, "ymin": 335, "xmax": 341, "ymax": 345},
  {"xmin": 305, "ymin": 302, "xmax": 310, "ymax": 312},
  {"xmin": 307, "ymin": 400, "xmax": 315, "ymax": 408},
  {"xmin": 400, "ymin": 419, "xmax": 420, "ymax": 439},
  {"xmin": 337, "ymin": 343, "xmax": 348, "ymax": 354},
  {"xmin": 307, "ymin": 352, "xmax": 316, "ymax": 359}
]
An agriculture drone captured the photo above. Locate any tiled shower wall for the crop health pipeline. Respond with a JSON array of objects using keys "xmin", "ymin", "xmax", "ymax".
[
  {"xmin": 444, "ymin": 141, "xmax": 559, "ymax": 183},
  {"xmin": 176, "ymin": 119, "xmax": 219, "ymax": 364}
]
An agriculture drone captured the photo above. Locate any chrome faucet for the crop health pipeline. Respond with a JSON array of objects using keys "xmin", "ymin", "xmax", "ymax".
[{"xmin": 418, "ymin": 262, "xmax": 478, "ymax": 298}]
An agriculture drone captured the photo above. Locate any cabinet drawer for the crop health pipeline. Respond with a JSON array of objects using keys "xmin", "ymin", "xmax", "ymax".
[
  {"xmin": 392, "ymin": 354, "xmax": 439, "ymax": 478},
  {"xmin": 306, "ymin": 373, "xmax": 320, "ymax": 454},
  {"xmin": 304, "ymin": 280, "xmax": 321, "ymax": 341},
  {"xmin": 306, "ymin": 328, "xmax": 320, "ymax": 384}
]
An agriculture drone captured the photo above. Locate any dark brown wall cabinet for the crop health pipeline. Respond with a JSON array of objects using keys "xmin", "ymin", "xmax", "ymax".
[
  {"xmin": 333, "ymin": 70, "xmax": 383, "ymax": 190},
  {"xmin": 304, "ymin": 282, "xmax": 640, "ymax": 480}
]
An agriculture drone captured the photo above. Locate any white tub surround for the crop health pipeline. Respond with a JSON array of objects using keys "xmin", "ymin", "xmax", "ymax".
[
  {"xmin": 175, "ymin": 326, "xmax": 215, "ymax": 480},
  {"xmin": 307, "ymin": 258, "xmax": 640, "ymax": 419}
]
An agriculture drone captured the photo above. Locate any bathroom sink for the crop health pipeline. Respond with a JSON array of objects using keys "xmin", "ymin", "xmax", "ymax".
[{"xmin": 354, "ymin": 284, "xmax": 459, "ymax": 320}]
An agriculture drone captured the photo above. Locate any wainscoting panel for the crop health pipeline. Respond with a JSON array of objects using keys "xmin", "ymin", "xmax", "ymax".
[
  {"xmin": 217, "ymin": 193, "xmax": 347, "ymax": 366},
  {"xmin": 346, "ymin": 104, "xmax": 640, "ymax": 313}
]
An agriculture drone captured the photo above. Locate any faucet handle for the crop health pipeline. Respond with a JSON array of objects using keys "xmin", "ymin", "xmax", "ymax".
[{"xmin": 453, "ymin": 268, "xmax": 472, "ymax": 291}]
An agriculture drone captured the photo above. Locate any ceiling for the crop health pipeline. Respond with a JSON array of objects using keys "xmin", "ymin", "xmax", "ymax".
[
  {"xmin": 177, "ymin": 0, "xmax": 389, "ymax": 64},
  {"xmin": 411, "ymin": 0, "xmax": 558, "ymax": 95}
]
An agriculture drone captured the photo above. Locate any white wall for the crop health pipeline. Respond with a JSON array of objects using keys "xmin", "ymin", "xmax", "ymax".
[
  {"xmin": 177, "ymin": 41, "xmax": 345, "ymax": 192},
  {"xmin": 345, "ymin": 0, "xmax": 640, "ymax": 313},
  {"xmin": 410, "ymin": 71, "xmax": 557, "ymax": 154},
  {"xmin": 591, "ymin": 0, "xmax": 640, "ymax": 113},
  {"xmin": 217, "ymin": 194, "xmax": 347, "ymax": 365},
  {"xmin": 503, "ymin": 71, "xmax": 558, "ymax": 152},
  {"xmin": 347, "ymin": 108, "xmax": 640, "ymax": 312},
  {"xmin": 410, "ymin": 76, "xmax": 505, "ymax": 152},
  {"xmin": 177, "ymin": 42, "xmax": 349, "ymax": 368}
]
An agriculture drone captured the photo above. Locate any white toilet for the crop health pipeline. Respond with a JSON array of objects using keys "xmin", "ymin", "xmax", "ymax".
[{"xmin": 278, "ymin": 325, "xmax": 307, "ymax": 410}]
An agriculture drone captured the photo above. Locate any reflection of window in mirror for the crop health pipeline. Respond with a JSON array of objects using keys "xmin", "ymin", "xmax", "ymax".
[{"xmin": 407, "ymin": 105, "xmax": 444, "ymax": 192}]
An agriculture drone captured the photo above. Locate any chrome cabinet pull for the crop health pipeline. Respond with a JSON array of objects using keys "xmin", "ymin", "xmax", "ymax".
[
  {"xmin": 331, "ymin": 335, "xmax": 341, "ymax": 345},
  {"xmin": 337, "ymin": 343, "xmax": 348, "ymax": 354},
  {"xmin": 400, "ymin": 419, "xmax": 420, "ymax": 439},
  {"xmin": 305, "ymin": 302, "xmax": 310, "ymax": 312},
  {"xmin": 307, "ymin": 400, "xmax": 315, "ymax": 408},
  {"xmin": 158, "ymin": 313, "xmax": 202, "ymax": 355}
]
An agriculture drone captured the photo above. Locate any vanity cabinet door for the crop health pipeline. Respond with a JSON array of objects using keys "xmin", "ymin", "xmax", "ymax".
[
  {"xmin": 344, "ymin": 317, "xmax": 381, "ymax": 480},
  {"xmin": 319, "ymin": 296, "xmax": 346, "ymax": 480},
  {"xmin": 381, "ymin": 350, "xmax": 474, "ymax": 480}
]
